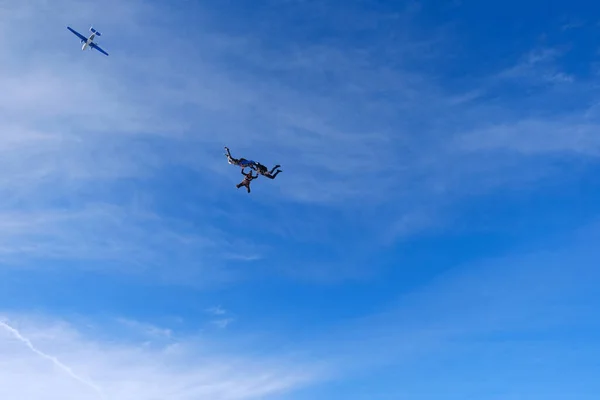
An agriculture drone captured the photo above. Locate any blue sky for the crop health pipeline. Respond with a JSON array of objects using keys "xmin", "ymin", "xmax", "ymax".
[{"xmin": 1, "ymin": 0, "xmax": 600, "ymax": 398}]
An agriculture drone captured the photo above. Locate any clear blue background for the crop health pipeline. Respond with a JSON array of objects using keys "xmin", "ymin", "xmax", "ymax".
[{"xmin": 1, "ymin": 0, "xmax": 599, "ymax": 398}]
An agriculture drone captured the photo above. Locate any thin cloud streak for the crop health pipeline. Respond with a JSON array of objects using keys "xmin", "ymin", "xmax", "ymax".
[
  {"xmin": 2, "ymin": 220, "xmax": 593, "ymax": 399},
  {"xmin": 0, "ymin": 315, "xmax": 328, "ymax": 400},
  {"xmin": 0, "ymin": 320, "xmax": 104, "ymax": 397}
]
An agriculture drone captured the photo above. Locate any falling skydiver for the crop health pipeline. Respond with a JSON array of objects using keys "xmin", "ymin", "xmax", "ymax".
[
  {"xmin": 254, "ymin": 162, "xmax": 282, "ymax": 179},
  {"xmin": 236, "ymin": 168, "xmax": 258, "ymax": 193},
  {"xmin": 224, "ymin": 146, "xmax": 259, "ymax": 170}
]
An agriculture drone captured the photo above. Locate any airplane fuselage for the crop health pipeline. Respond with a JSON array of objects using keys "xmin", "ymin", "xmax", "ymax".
[{"xmin": 80, "ymin": 33, "xmax": 96, "ymax": 51}]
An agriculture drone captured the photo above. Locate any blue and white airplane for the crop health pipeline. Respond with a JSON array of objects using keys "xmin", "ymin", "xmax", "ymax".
[{"xmin": 67, "ymin": 26, "xmax": 109, "ymax": 56}]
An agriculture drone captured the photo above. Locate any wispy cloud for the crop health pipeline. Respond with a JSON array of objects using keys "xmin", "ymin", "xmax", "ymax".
[
  {"xmin": 0, "ymin": 204, "xmax": 258, "ymax": 286},
  {"xmin": 288, "ymin": 221, "xmax": 600, "ymax": 396},
  {"xmin": 206, "ymin": 306, "xmax": 235, "ymax": 329},
  {"xmin": 561, "ymin": 19, "xmax": 585, "ymax": 31},
  {"xmin": 1, "ymin": 0, "xmax": 599, "ymax": 284},
  {"xmin": 206, "ymin": 306, "xmax": 227, "ymax": 316},
  {"xmin": 212, "ymin": 318, "xmax": 235, "ymax": 329},
  {"xmin": 2, "ymin": 218, "xmax": 599, "ymax": 399},
  {"xmin": 116, "ymin": 318, "xmax": 172, "ymax": 340},
  {"xmin": 0, "ymin": 320, "xmax": 104, "ymax": 397},
  {"xmin": 455, "ymin": 117, "xmax": 600, "ymax": 156},
  {"xmin": 493, "ymin": 46, "xmax": 576, "ymax": 88},
  {"xmin": 0, "ymin": 314, "xmax": 326, "ymax": 400}
]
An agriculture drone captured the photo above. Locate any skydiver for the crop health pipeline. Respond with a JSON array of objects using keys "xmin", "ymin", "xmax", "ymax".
[
  {"xmin": 255, "ymin": 162, "xmax": 283, "ymax": 179},
  {"xmin": 236, "ymin": 168, "xmax": 258, "ymax": 193},
  {"xmin": 224, "ymin": 146, "xmax": 258, "ymax": 169}
]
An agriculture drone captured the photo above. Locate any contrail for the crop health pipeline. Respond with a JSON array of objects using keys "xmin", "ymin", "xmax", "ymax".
[{"xmin": 0, "ymin": 320, "xmax": 104, "ymax": 397}]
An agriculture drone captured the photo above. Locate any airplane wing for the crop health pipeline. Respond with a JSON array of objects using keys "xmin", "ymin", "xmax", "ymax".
[
  {"xmin": 90, "ymin": 42, "xmax": 109, "ymax": 56},
  {"xmin": 67, "ymin": 26, "xmax": 87, "ymax": 42}
]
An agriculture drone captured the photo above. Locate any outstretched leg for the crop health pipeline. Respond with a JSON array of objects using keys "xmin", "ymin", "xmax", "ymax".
[
  {"xmin": 262, "ymin": 170, "xmax": 281, "ymax": 179},
  {"xmin": 236, "ymin": 181, "xmax": 251, "ymax": 193},
  {"xmin": 269, "ymin": 165, "xmax": 281, "ymax": 174},
  {"xmin": 225, "ymin": 147, "xmax": 239, "ymax": 165}
]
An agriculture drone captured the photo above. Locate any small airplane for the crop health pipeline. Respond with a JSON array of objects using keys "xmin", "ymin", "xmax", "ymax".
[{"xmin": 67, "ymin": 26, "xmax": 109, "ymax": 56}]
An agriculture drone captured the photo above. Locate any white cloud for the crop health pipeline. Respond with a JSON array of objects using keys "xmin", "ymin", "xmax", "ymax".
[
  {"xmin": 7, "ymin": 221, "xmax": 593, "ymax": 399},
  {"xmin": 0, "ymin": 320, "xmax": 104, "ymax": 396},
  {"xmin": 496, "ymin": 47, "xmax": 574, "ymax": 83},
  {"xmin": 295, "ymin": 220, "xmax": 600, "ymax": 384},
  {"xmin": 0, "ymin": 0, "xmax": 599, "ymax": 282},
  {"xmin": 116, "ymin": 318, "xmax": 172, "ymax": 340},
  {"xmin": 0, "ymin": 204, "xmax": 260, "ymax": 286},
  {"xmin": 455, "ymin": 118, "xmax": 600, "ymax": 157},
  {"xmin": 212, "ymin": 318, "xmax": 235, "ymax": 329},
  {"xmin": 205, "ymin": 307, "xmax": 235, "ymax": 329},
  {"xmin": 0, "ymin": 314, "xmax": 325, "ymax": 400},
  {"xmin": 206, "ymin": 306, "xmax": 227, "ymax": 316}
]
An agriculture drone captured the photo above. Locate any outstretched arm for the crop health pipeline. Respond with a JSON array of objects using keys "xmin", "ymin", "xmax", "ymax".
[{"xmin": 241, "ymin": 168, "xmax": 247, "ymax": 175}]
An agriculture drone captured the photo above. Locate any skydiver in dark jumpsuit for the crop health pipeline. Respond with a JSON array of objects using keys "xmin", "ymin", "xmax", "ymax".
[
  {"xmin": 255, "ymin": 162, "xmax": 283, "ymax": 179},
  {"xmin": 236, "ymin": 168, "xmax": 258, "ymax": 193}
]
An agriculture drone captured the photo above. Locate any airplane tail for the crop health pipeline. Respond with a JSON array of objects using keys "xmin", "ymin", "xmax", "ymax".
[{"xmin": 90, "ymin": 27, "xmax": 102, "ymax": 36}]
